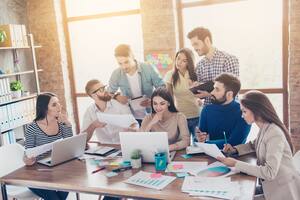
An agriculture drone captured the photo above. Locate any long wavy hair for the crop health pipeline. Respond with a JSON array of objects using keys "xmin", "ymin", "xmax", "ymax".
[
  {"xmin": 172, "ymin": 48, "xmax": 197, "ymax": 88},
  {"xmin": 240, "ymin": 90, "xmax": 294, "ymax": 153},
  {"xmin": 35, "ymin": 92, "xmax": 57, "ymax": 121}
]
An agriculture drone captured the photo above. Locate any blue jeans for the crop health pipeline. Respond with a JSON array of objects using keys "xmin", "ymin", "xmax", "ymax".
[
  {"xmin": 29, "ymin": 188, "xmax": 68, "ymax": 200},
  {"xmin": 187, "ymin": 117, "xmax": 199, "ymax": 142}
]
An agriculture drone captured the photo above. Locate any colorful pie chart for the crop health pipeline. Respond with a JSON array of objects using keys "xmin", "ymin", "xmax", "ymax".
[{"xmin": 197, "ymin": 166, "xmax": 231, "ymax": 177}]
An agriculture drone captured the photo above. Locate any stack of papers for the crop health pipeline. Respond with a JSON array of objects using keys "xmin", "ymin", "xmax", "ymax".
[
  {"xmin": 165, "ymin": 161, "xmax": 207, "ymax": 173},
  {"xmin": 182, "ymin": 176, "xmax": 240, "ymax": 200},
  {"xmin": 190, "ymin": 161, "xmax": 239, "ymax": 178},
  {"xmin": 125, "ymin": 171, "xmax": 176, "ymax": 190},
  {"xmin": 186, "ymin": 142, "xmax": 225, "ymax": 159}
]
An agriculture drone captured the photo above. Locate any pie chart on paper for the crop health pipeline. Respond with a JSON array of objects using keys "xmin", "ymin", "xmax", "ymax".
[{"xmin": 196, "ymin": 166, "xmax": 231, "ymax": 177}]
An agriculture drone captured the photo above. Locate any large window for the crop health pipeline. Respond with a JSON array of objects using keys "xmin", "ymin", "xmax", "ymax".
[
  {"xmin": 64, "ymin": 0, "xmax": 142, "ymax": 131},
  {"xmin": 178, "ymin": 0, "xmax": 287, "ymax": 141}
]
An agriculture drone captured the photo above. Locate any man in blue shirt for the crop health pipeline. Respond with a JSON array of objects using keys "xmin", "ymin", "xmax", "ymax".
[
  {"xmin": 196, "ymin": 73, "xmax": 251, "ymax": 149},
  {"xmin": 108, "ymin": 44, "xmax": 165, "ymax": 125}
]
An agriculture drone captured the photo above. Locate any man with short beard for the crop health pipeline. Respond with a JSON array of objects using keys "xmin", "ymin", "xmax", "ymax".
[
  {"xmin": 187, "ymin": 27, "xmax": 239, "ymax": 105},
  {"xmin": 196, "ymin": 73, "xmax": 251, "ymax": 149},
  {"xmin": 81, "ymin": 79, "xmax": 138, "ymax": 144}
]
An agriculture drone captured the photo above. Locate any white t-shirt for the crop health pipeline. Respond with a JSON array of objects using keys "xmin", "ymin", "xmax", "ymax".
[
  {"xmin": 81, "ymin": 99, "xmax": 138, "ymax": 144},
  {"xmin": 126, "ymin": 71, "xmax": 146, "ymax": 119}
]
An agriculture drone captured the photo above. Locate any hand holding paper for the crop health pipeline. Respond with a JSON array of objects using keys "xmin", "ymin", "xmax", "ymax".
[{"xmin": 96, "ymin": 113, "xmax": 137, "ymax": 128}]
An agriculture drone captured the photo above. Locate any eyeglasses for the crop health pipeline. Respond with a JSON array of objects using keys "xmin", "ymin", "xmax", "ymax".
[{"xmin": 92, "ymin": 85, "xmax": 106, "ymax": 94}]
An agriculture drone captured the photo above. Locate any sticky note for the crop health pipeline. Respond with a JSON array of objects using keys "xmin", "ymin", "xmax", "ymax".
[
  {"xmin": 150, "ymin": 173, "xmax": 162, "ymax": 179},
  {"xmin": 105, "ymin": 172, "xmax": 118, "ymax": 177},
  {"xmin": 181, "ymin": 154, "xmax": 192, "ymax": 159},
  {"xmin": 109, "ymin": 162, "xmax": 120, "ymax": 166},
  {"xmin": 173, "ymin": 164, "xmax": 184, "ymax": 170}
]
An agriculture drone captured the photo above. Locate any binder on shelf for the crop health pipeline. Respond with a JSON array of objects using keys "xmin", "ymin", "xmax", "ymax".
[{"xmin": 0, "ymin": 24, "xmax": 16, "ymax": 47}]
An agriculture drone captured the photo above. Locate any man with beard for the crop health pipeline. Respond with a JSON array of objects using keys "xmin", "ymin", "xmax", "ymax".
[
  {"xmin": 108, "ymin": 44, "xmax": 165, "ymax": 125},
  {"xmin": 81, "ymin": 79, "xmax": 138, "ymax": 144},
  {"xmin": 187, "ymin": 27, "xmax": 239, "ymax": 105},
  {"xmin": 196, "ymin": 73, "xmax": 251, "ymax": 149}
]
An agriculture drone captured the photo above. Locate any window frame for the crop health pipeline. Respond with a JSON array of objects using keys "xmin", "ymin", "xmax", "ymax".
[
  {"xmin": 61, "ymin": 0, "xmax": 141, "ymax": 132},
  {"xmin": 176, "ymin": 0, "xmax": 289, "ymax": 128}
]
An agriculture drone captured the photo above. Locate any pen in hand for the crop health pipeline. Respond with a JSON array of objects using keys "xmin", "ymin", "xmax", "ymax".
[{"xmin": 223, "ymin": 131, "xmax": 228, "ymax": 144}]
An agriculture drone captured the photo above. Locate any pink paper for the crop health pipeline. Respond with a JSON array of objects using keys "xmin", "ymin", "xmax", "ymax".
[
  {"xmin": 150, "ymin": 173, "xmax": 162, "ymax": 179},
  {"xmin": 173, "ymin": 164, "xmax": 184, "ymax": 170}
]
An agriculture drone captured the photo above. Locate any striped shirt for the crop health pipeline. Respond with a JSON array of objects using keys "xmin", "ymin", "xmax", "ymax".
[
  {"xmin": 196, "ymin": 48, "xmax": 239, "ymax": 105},
  {"xmin": 25, "ymin": 121, "xmax": 73, "ymax": 159}
]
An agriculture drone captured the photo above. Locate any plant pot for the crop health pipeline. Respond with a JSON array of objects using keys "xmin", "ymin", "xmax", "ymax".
[
  {"xmin": 11, "ymin": 90, "xmax": 22, "ymax": 99},
  {"xmin": 131, "ymin": 157, "xmax": 142, "ymax": 169}
]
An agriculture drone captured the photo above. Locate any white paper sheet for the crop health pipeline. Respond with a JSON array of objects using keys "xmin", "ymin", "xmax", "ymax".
[
  {"xmin": 191, "ymin": 142, "xmax": 225, "ymax": 159},
  {"xmin": 96, "ymin": 113, "xmax": 137, "ymax": 128},
  {"xmin": 182, "ymin": 176, "xmax": 240, "ymax": 200},
  {"xmin": 125, "ymin": 171, "xmax": 176, "ymax": 190},
  {"xmin": 190, "ymin": 161, "xmax": 239, "ymax": 178},
  {"xmin": 25, "ymin": 140, "xmax": 59, "ymax": 157}
]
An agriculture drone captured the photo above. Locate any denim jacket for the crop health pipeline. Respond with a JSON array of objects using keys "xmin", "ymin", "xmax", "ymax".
[{"xmin": 107, "ymin": 61, "xmax": 165, "ymax": 98}]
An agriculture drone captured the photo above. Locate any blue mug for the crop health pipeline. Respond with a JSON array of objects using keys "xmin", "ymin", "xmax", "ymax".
[{"xmin": 155, "ymin": 152, "xmax": 167, "ymax": 171}]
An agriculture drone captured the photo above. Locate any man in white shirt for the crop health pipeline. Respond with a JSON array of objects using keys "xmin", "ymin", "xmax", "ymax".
[{"xmin": 81, "ymin": 79, "xmax": 138, "ymax": 144}]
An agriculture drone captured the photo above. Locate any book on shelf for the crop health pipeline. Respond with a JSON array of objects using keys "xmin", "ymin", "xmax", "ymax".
[{"xmin": 0, "ymin": 24, "xmax": 28, "ymax": 48}]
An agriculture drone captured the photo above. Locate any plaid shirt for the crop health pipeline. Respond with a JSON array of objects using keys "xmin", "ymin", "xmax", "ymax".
[{"xmin": 196, "ymin": 48, "xmax": 239, "ymax": 105}]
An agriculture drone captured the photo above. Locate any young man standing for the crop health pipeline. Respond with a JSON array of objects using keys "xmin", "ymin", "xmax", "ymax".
[
  {"xmin": 108, "ymin": 44, "xmax": 165, "ymax": 124},
  {"xmin": 187, "ymin": 27, "xmax": 239, "ymax": 105},
  {"xmin": 196, "ymin": 73, "xmax": 251, "ymax": 149}
]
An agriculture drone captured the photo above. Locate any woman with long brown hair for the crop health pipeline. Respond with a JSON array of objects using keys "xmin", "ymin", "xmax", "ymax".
[
  {"xmin": 218, "ymin": 90, "xmax": 300, "ymax": 200},
  {"xmin": 164, "ymin": 48, "xmax": 200, "ymax": 143}
]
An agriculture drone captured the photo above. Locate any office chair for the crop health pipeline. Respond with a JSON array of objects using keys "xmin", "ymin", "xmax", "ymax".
[
  {"xmin": 0, "ymin": 143, "xmax": 40, "ymax": 200},
  {"xmin": 293, "ymin": 150, "xmax": 300, "ymax": 173}
]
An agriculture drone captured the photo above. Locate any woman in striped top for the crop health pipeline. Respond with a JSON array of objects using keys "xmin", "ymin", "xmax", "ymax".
[{"xmin": 23, "ymin": 92, "xmax": 73, "ymax": 200}]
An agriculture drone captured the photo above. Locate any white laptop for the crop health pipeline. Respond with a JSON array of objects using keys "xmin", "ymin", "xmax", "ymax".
[
  {"xmin": 120, "ymin": 132, "xmax": 175, "ymax": 163},
  {"xmin": 38, "ymin": 133, "xmax": 87, "ymax": 167}
]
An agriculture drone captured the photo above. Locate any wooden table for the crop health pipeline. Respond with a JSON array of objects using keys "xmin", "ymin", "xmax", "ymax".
[{"xmin": 1, "ymin": 148, "xmax": 257, "ymax": 200}]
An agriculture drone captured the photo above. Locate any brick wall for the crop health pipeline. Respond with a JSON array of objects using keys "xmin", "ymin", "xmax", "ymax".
[
  {"xmin": 26, "ymin": 0, "xmax": 75, "ymax": 129},
  {"xmin": 290, "ymin": 0, "xmax": 300, "ymax": 152},
  {"xmin": 140, "ymin": 0, "xmax": 178, "ymax": 76}
]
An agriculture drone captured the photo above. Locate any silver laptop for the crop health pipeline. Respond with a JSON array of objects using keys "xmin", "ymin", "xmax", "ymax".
[
  {"xmin": 38, "ymin": 133, "xmax": 87, "ymax": 167},
  {"xmin": 120, "ymin": 132, "xmax": 175, "ymax": 163}
]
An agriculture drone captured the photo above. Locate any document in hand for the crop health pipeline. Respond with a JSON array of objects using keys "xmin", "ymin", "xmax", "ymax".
[
  {"xmin": 25, "ymin": 139, "xmax": 61, "ymax": 157},
  {"xmin": 129, "ymin": 96, "xmax": 147, "ymax": 111},
  {"xmin": 186, "ymin": 142, "xmax": 225, "ymax": 159},
  {"xmin": 96, "ymin": 113, "xmax": 136, "ymax": 128}
]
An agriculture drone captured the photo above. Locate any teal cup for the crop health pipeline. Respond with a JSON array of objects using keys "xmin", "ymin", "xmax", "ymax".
[{"xmin": 155, "ymin": 152, "xmax": 167, "ymax": 171}]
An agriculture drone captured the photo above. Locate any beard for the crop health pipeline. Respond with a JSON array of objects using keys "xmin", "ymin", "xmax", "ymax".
[
  {"xmin": 211, "ymin": 94, "xmax": 227, "ymax": 105},
  {"xmin": 97, "ymin": 93, "xmax": 112, "ymax": 102}
]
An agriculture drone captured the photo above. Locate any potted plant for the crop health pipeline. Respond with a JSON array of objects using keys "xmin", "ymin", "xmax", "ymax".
[
  {"xmin": 130, "ymin": 149, "xmax": 142, "ymax": 169},
  {"xmin": 10, "ymin": 80, "xmax": 23, "ymax": 98},
  {"xmin": 0, "ymin": 30, "xmax": 7, "ymax": 43}
]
